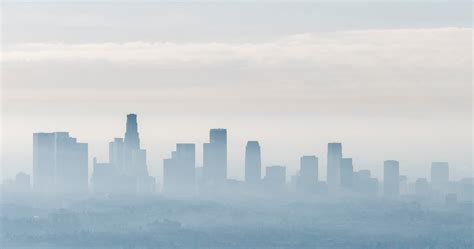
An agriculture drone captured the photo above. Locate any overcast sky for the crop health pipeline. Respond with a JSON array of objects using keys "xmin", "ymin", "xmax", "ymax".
[{"xmin": 1, "ymin": 1, "xmax": 472, "ymax": 182}]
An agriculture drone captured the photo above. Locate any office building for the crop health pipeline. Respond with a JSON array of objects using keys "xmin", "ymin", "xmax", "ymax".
[
  {"xmin": 298, "ymin": 156, "xmax": 318, "ymax": 191},
  {"xmin": 327, "ymin": 143, "xmax": 342, "ymax": 193},
  {"xmin": 384, "ymin": 160, "xmax": 400, "ymax": 198},
  {"xmin": 431, "ymin": 162, "xmax": 449, "ymax": 187},
  {"xmin": 245, "ymin": 141, "xmax": 261, "ymax": 184},
  {"xmin": 340, "ymin": 158, "xmax": 353, "ymax": 189},
  {"xmin": 33, "ymin": 132, "xmax": 88, "ymax": 194},
  {"xmin": 203, "ymin": 129, "xmax": 227, "ymax": 184}
]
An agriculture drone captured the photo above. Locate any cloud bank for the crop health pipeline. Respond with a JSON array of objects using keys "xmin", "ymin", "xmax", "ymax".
[{"xmin": 3, "ymin": 28, "xmax": 471, "ymax": 70}]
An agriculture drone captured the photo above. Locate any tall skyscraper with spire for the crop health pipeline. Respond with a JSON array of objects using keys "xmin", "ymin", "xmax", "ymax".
[
  {"xmin": 124, "ymin": 114, "xmax": 140, "ymax": 150},
  {"xmin": 245, "ymin": 141, "xmax": 261, "ymax": 184},
  {"xmin": 95, "ymin": 113, "xmax": 154, "ymax": 194}
]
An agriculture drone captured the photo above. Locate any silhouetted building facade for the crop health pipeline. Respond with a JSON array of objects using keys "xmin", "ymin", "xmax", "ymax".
[
  {"xmin": 203, "ymin": 129, "xmax": 227, "ymax": 185},
  {"xmin": 297, "ymin": 156, "xmax": 318, "ymax": 191},
  {"xmin": 415, "ymin": 178, "xmax": 430, "ymax": 197},
  {"xmin": 92, "ymin": 158, "xmax": 116, "ymax": 195},
  {"xmin": 431, "ymin": 162, "xmax": 449, "ymax": 187},
  {"xmin": 340, "ymin": 158, "xmax": 353, "ymax": 189},
  {"xmin": 384, "ymin": 160, "xmax": 400, "ymax": 198},
  {"xmin": 354, "ymin": 170, "xmax": 378, "ymax": 196},
  {"xmin": 33, "ymin": 132, "xmax": 88, "ymax": 194},
  {"xmin": 264, "ymin": 165, "xmax": 286, "ymax": 190},
  {"xmin": 245, "ymin": 141, "xmax": 261, "ymax": 185},
  {"xmin": 327, "ymin": 143, "xmax": 342, "ymax": 194},
  {"xmin": 163, "ymin": 144, "xmax": 196, "ymax": 196}
]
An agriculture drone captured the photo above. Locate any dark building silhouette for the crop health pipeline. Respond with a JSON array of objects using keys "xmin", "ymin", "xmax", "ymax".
[
  {"xmin": 203, "ymin": 129, "xmax": 227, "ymax": 184},
  {"xmin": 297, "ymin": 156, "xmax": 318, "ymax": 191},
  {"xmin": 384, "ymin": 160, "xmax": 400, "ymax": 198},
  {"xmin": 340, "ymin": 158, "xmax": 353, "ymax": 189},
  {"xmin": 245, "ymin": 141, "xmax": 261, "ymax": 185},
  {"xmin": 33, "ymin": 132, "xmax": 88, "ymax": 194},
  {"xmin": 431, "ymin": 162, "xmax": 449, "ymax": 187},
  {"xmin": 163, "ymin": 143, "xmax": 196, "ymax": 196},
  {"xmin": 327, "ymin": 143, "xmax": 342, "ymax": 194}
]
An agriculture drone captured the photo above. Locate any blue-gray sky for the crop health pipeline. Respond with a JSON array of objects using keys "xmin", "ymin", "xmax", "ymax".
[{"xmin": 1, "ymin": 1, "xmax": 472, "ymax": 182}]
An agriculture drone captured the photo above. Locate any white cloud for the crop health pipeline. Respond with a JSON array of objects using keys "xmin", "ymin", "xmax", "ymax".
[{"xmin": 3, "ymin": 28, "xmax": 471, "ymax": 70}]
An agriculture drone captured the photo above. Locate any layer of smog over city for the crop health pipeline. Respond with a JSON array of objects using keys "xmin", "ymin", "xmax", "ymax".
[
  {"xmin": 1, "ymin": 1, "xmax": 472, "ymax": 249},
  {"xmin": 1, "ymin": 113, "xmax": 473, "ymax": 249}
]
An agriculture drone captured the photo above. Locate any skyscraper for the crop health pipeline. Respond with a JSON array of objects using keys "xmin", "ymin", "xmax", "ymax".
[
  {"xmin": 327, "ymin": 143, "xmax": 342, "ymax": 194},
  {"xmin": 203, "ymin": 129, "xmax": 227, "ymax": 184},
  {"xmin": 33, "ymin": 133, "xmax": 55, "ymax": 193},
  {"xmin": 384, "ymin": 160, "xmax": 400, "ymax": 198},
  {"xmin": 124, "ymin": 114, "xmax": 140, "ymax": 150},
  {"xmin": 93, "ymin": 114, "xmax": 154, "ymax": 194},
  {"xmin": 109, "ymin": 138, "xmax": 125, "ymax": 173},
  {"xmin": 340, "ymin": 158, "xmax": 353, "ymax": 189},
  {"xmin": 245, "ymin": 141, "xmax": 261, "ymax": 184},
  {"xmin": 92, "ymin": 158, "xmax": 116, "ymax": 195},
  {"xmin": 431, "ymin": 162, "xmax": 449, "ymax": 186},
  {"xmin": 33, "ymin": 132, "xmax": 88, "ymax": 194},
  {"xmin": 298, "ymin": 156, "xmax": 318, "ymax": 191},
  {"xmin": 163, "ymin": 143, "xmax": 196, "ymax": 196}
]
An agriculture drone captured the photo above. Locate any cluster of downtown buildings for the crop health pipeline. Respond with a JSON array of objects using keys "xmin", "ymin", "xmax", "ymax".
[{"xmin": 2, "ymin": 114, "xmax": 473, "ymax": 204}]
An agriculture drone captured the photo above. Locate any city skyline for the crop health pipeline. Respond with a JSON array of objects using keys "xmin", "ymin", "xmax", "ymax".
[
  {"xmin": 1, "ymin": 112, "xmax": 471, "ymax": 183},
  {"xmin": 8, "ymin": 113, "xmax": 467, "ymax": 194}
]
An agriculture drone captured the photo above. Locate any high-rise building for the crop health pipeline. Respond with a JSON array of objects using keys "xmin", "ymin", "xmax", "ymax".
[
  {"xmin": 92, "ymin": 114, "xmax": 153, "ymax": 195},
  {"xmin": 92, "ymin": 158, "xmax": 116, "ymax": 195},
  {"xmin": 163, "ymin": 143, "xmax": 196, "ymax": 196},
  {"xmin": 264, "ymin": 165, "xmax": 286, "ymax": 189},
  {"xmin": 203, "ymin": 129, "xmax": 227, "ymax": 184},
  {"xmin": 109, "ymin": 138, "xmax": 125, "ymax": 173},
  {"xmin": 245, "ymin": 141, "xmax": 261, "ymax": 184},
  {"xmin": 298, "ymin": 156, "xmax": 318, "ymax": 191},
  {"xmin": 124, "ymin": 114, "xmax": 140, "ymax": 150},
  {"xmin": 327, "ymin": 143, "xmax": 342, "ymax": 193},
  {"xmin": 340, "ymin": 158, "xmax": 353, "ymax": 189},
  {"xmin": 33, "ymin": 132, "xmax": 88, "ymax": 194},
  {"xmin": 431, "ymin": 162, "xmax": 449, "ymax": 186},
  {"xmin": 33, "ymin": 133, "xmax": 55, "ymax": 193},
  {"xmin": 384, "ymin": 160, "xmax": 400, "ymax": 198}
]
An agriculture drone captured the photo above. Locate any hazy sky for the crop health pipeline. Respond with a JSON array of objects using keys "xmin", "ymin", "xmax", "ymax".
[{"xmin": 1, "ymin": 1, "xmax": 472, "ymax": 183}]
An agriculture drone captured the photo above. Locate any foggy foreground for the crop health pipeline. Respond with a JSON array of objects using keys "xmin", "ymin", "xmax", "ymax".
[{"xmin": 1, "ymin": 194, "xmax": 472, "ymax": 249}]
